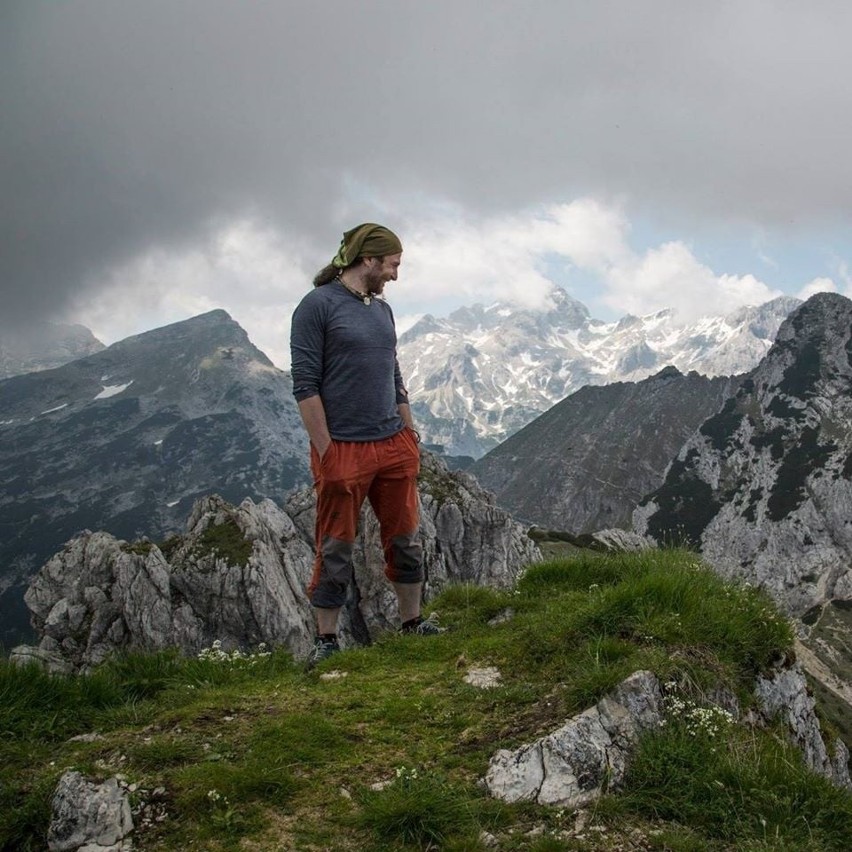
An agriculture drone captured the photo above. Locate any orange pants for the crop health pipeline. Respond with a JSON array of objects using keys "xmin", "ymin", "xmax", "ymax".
[{"xmin": 308, "ymin": 427, "xmax": 423, "ymax": 608}]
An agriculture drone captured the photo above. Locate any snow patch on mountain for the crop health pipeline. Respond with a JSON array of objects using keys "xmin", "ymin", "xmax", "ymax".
[
  {"xmin": 94, "ymin": 381, "xmax": 133, "ymax": 400},
  {"xmin": 398, "ymin": 287, "xmax": 801, "ymax": 457}
]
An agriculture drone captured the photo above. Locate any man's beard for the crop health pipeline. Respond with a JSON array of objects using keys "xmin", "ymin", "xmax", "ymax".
[{"xmin": 365, "ymin": 269, "xmax": 386, "ymax": 295}]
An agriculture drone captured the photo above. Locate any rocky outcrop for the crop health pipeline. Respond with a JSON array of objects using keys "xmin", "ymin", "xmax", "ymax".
[
  {"xmin": 635, "ymin": 293, "xmax": 852, "ymax": 617},
  {"xmin": 22, "ymin": 496, "xmax": 317, "ymax": 669},
  {"xmin": 588, "ymin": 529, "xmax": 654, "ymax": 552},
  {"xmin": 9, "ymin": 641, "xmax": 74, "ymax": 675},
  {"xmin": 485, "ymin": 662, "xmax": 850, "ymax": 811},
  {"xmin": 485, "ymin": 671, "xmax": 664, "ymax": 807},
  {"xmin": 472, "ymin": 367, "xmax": 743, "ymax": 532},
  {"xmin": 754, "ymin": 663, "xmax": 851, "ymax": 788},
  {"xmin": 19, "ymin": 452, "xmax": 540, "ymax": 669},
  {"xmin": 48, "ymin": 771, "xmax": 133, "ymax": 852}
]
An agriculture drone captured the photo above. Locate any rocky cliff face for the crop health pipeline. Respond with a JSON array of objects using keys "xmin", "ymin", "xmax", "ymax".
[
  {"xmin": 17, "ymin": 452, "xmax": 540, "ymax": 670},
  {"xmin": 0, "ymin": 310, "xmax": 309, "ymax": 648},
  {"xmin": 634, "ymin": 293, "xmax": 852, "ymax": 618},
  {"xmin": 399, "ymin": 289, "xmax": 799, "ymax": 456},
  {"xmin": 0, "ymin": 321, "xmax": 105, "ymax": 379},
  {"xmin": 471, "ymin": 367, "xmax": 742, "ymax": 532}
]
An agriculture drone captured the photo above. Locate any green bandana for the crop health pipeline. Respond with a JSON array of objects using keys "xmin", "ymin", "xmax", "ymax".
[{"xmin": 331, "ymin": 223, "xmax": 402, "ymax": 269}]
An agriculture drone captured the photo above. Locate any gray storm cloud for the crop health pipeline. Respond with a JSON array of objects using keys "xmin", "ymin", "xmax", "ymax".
[{"xmin": 3, "ymin": 0, "xmax": 852, "ymax": 327}]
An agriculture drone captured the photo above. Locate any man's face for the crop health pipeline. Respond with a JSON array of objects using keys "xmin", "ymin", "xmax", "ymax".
[{"xmin": 364, "ymin": 253, "xmax": 402, "ymax": 295}]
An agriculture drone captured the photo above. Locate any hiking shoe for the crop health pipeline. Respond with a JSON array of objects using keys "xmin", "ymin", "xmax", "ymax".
[
  {"xmin": 401, "ymin": 613, "xmax": 447, "ymax": 636},
  {"xmin": 306, "ymin": 636, "xmax": 340, "ymax": 669}
]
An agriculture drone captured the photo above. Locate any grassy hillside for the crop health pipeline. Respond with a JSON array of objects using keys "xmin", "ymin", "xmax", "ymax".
[{"xmin": 2, "ymin": 550, "xmax": 851, "ymax": 851}]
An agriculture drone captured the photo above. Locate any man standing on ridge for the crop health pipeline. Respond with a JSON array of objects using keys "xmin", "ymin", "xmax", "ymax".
[{"xmin": 290, "ymin": 223, "xmax": 444, "ymax": 667}]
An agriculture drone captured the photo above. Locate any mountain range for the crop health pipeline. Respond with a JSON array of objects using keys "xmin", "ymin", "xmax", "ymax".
[
  {"xmin": 398, "ymin": 287, "xmax": 801, "ymax": 457},
  {"xmin": 471, "ymin": 366, "xmax": 743, "ymax": 533},
  {"xmin": 5, "ymin": 290, "xmax": 852, "ymax": 776},
  {"xmin": 0, "ymin": 291, "xmax": 823, "ymax": 650}
]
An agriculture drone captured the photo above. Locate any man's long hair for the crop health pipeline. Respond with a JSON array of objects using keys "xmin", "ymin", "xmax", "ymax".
[
  {"xmin": 313, "ymin": 256, "xmax": 383, "ymax": 287},
  {"xmin": 313, "ymin": 264, "xmax": 339, "ymax": 287}
]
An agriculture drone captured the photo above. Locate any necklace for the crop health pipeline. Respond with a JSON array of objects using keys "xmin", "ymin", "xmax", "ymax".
[{"xmin": 336, "ymin": 276, "xmax": 372, "ymax": 305}]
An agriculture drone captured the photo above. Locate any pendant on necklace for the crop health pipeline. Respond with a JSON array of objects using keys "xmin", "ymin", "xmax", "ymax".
[{"xmin": 364, "ymin": 296, "xmax": 371, "ymax": 305}]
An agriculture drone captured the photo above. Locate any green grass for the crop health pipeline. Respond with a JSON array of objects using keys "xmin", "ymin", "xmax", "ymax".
[
  {"xmin": 356, "ymin": 769, "xmax": 480, "ymax": 848},
  {"xmin": 192, "ymin": 518, "xmax": 253, "ymax": 567},
  {"xmin": 620, "ymin": 716, "xmax": 852, "ymax": 849},
  {"xmin": 2, "ymin": 549, "xmax": 847, "ymax": 852}
]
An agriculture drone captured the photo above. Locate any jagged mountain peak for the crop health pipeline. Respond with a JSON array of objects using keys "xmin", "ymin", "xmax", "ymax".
[
  {"xmin": 408, "ymin": 285, "xmax": 590, "ymax": 338},
  {"xmin": 109, "ymin": 308, "xmax": 257, "ymax": 354},
  {"xmin": 399, "ymin": 290, "xmax": 800, "ymax": 457},
  {"xmin": 649, "ymin": 365, "xmax": 684, "ymax": 381},
  {"xmin": 635, "ymin": 292, "xmax": 852, "ymax": 617},
  {"xmin": 399, "ymin": 313, "xmax": 452, "ymax": 344},
  {"xmin": 739, "ymin": 292, "xmax": 852, "ymax": 414},
  {"xmin": 773, "ymin": 291, "xmax": 851, "ymax": 349}
]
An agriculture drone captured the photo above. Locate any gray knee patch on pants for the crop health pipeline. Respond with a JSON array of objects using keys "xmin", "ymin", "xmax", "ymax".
[
  {"xmin": 390, "ymin": 532, "xmax": 423, "ymax": 584},
  {"xmin": 311, "ymin": 536, "xmax": 354, "ymax": 608}
]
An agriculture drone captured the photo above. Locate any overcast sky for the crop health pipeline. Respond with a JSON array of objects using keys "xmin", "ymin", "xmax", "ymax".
[{"xmin": 3, "ymin": 1, "xmax": 852, "ymax": 367}]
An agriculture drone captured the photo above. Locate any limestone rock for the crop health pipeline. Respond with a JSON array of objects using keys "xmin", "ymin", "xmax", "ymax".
[
  {"xmin": 10, "ymin": 639, "xmax": 74, "ymax": 675},
  {"xmin": 484, "ymin": 671, "xmax": 663, "ymax": 808},
  {"xmin": 417, "ymin": 452, "xmax": 541, "ymax": 589},
  {"xmin": 589, "ymin": 529, "xmax": 655, "ymax": 552},
  {"xmin": 464, "ymin": 666, "xmax": 502, "ymax": 688},
  {"xmin": 47, "ymin": 771, "xmax": 133, "ymax": 852},
  {"xmin": 25, "ymin": 496, "xmax": 316, "ymax": 669},
  {"xmin": 486, "ymin": 662, "xmax": 851, "ymax": 814},
  {"xmin": 755, "ymin": 663, "xmax": 851, "ymax": 788}
]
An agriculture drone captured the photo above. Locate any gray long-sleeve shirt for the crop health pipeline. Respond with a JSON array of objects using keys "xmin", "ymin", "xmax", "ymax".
[{"xmin": 290, "ymin": 281, "xmax": 408, "ymax": 441}]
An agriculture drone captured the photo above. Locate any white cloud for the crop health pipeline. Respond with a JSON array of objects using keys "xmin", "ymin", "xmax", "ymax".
[
  {"xmin": 831, "ymin": 258, "xmax": 852, "ymax": 293},
  {"xmin": 386, "ymin": 198, "xmax": 631, "ymax": 315},
  {"xmin": 397, "ymin": 199, "xmax": 780, "ymax": 324},
  {"xmin": 797, "ymin": 277, "xmax": 837, "ymax": 300},
  {"xmin": 68, "ymin": 197, "xmax": 791, "ymax": 367},
  {"xmin": 68, "ymin": 219, "xmax": 312, "ymax": 368}
]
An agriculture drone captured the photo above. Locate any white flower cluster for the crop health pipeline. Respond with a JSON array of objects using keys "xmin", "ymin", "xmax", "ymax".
[
  {"xmin": 207, "ymin": 789, "xmax": 229, "ymax": 805},
  {"xmin": 663, "ymin": 694, "xmax": 734, "ymax": 739},
  {"xmin": 725, "ymin": 583, "xmax": 793, "ymax": 630},
  {"xmin": 394, "ymin": 766, "xmax": 420, "ymax": 782},
  {"xmin": 197, "ymin": 639, "xmax": 271, "ymax": 665}
]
